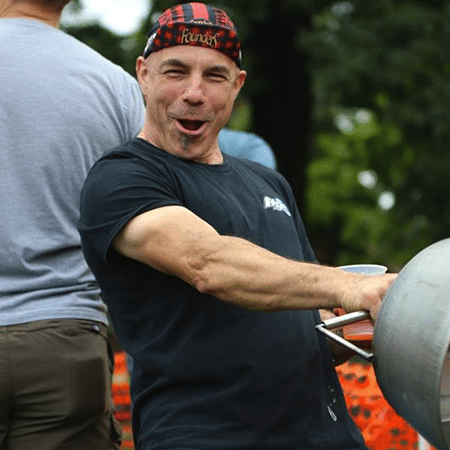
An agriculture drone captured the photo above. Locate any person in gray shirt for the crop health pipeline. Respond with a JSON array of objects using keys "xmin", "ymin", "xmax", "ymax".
[{"xmin": 0, "ymin": 0, "xmax": 145, "ymax": 448}]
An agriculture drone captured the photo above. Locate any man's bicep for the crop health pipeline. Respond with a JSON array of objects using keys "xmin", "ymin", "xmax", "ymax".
[{"xmin": 112, "ymin": 205, "xmax": 219, "ymax": 276}]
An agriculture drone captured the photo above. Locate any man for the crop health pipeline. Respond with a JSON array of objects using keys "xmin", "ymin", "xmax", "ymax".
[
  {"xmin": 78, "ymin": 3, "xmax": 396, "ymax": 449},
  {"xmin": 0, "ymin": 1, "xmax": 145, "ymax": 449}
]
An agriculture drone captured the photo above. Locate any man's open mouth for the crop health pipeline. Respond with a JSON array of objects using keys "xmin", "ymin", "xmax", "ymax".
[{"xmin": 177, "ymin": 119, "xmax": 205, "ymax": 132}]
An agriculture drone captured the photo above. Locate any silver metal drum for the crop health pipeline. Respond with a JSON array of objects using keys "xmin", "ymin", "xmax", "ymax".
[{"xmin": 373, "ymin": 238, "xmax": 450, "ymax": 450}]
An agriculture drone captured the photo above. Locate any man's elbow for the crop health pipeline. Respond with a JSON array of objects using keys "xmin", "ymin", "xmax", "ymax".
[{"xmin": 187, "ymin": 267, "xmax": 217, "ymax": 295}]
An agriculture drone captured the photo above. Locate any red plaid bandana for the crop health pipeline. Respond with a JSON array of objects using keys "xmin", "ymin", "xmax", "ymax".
[{"xmin": 143, "ymin": 2, "xmax": 242, "ymax": 67}]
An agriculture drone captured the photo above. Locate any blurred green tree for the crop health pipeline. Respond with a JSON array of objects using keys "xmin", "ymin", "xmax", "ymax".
[{"xmin": 302, "ymin": 1, "xmax": 450, "ymax": 268}]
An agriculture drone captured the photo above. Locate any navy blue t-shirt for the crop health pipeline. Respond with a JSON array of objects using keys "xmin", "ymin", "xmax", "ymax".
[{"xmin": 79, "ymin": 138, "xmax": 367, "ymax": 450}]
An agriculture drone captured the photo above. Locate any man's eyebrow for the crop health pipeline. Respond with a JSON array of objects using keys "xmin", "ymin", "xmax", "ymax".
[
  {"xmin": 158, "ymin": 59, "xmax": 232, "ymax": 75},
  {"xmin": 207, "ymin": 65, "xmax": 232, "ymax": 75},
  {"xmin": 159, "ymin": 58, "xmax": 187, "ymax": 69}
]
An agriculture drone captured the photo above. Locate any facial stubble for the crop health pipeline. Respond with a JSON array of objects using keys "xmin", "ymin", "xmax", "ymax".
[{"xmin": 180, "ymin": 134, "xmax": 191, "ymax": 152}]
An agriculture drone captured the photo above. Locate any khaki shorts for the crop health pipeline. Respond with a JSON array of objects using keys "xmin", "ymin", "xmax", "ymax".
[{"xmin": 0, "ymin": 319, "xmax": 121, "ymax": 450}]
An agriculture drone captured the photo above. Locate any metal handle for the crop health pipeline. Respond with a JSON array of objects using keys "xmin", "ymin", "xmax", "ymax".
[{"xmin": 316, "ymin": 310, "xmax": 374, "ymax": 361}]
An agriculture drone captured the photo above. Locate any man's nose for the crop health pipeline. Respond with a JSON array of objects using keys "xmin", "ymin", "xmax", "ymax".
[{"xmin": 182, "ymin": 76, "xmax": 206, "ymax": 105}]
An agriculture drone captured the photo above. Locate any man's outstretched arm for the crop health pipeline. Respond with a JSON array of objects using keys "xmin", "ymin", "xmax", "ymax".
[{"xmin": 113, "ymin": 205, "xmax": 396, "ymax": 319}]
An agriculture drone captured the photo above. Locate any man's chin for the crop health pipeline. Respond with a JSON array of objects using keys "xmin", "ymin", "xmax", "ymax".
[{"xmin": 180, "ymin": 134, "xmax": 192, "ymax": 152}]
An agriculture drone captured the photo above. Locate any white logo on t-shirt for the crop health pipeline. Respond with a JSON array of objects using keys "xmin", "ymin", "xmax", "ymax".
[{"xmin": 263, "ymin": 197, "xmax": 292, "ymax": 217}]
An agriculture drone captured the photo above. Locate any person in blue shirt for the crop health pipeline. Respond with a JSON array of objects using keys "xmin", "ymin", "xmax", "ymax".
[{"xmin": 219, "ymin": 128, "xmax": 277, "ymax": 169}]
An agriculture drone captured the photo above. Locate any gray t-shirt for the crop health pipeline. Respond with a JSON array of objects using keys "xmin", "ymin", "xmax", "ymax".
[{"xmin": 0, "ymin": 18, "xmax": 145, "ymax": 325}]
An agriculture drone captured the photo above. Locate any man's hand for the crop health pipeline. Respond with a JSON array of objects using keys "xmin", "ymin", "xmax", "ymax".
[
  {"xmin": 319, "ymin": 308, "xmax": 376, "ymax": 366},
  {"xmin": 338, "ymin": 273, "xmax": 397, "ymax": 320}
]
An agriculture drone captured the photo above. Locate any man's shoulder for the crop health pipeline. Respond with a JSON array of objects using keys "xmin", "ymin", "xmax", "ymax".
[
  {"xmin": 90, "ymin": 139, "xmax": 170, "ymax": 176},
  {"xmin": 95, "ymin": 139, "xmax": 142, "ymax": 163},
  {"xmin": 1, "ymin": 18, "xmax": 135, "ymax": 81},
  {"xmin": 61, "ymin": 31, "xmax": 131, "ymax": 77},
  {"xmin": 100, "ymin": 139, "xmax": 160, "ymax": 161},
  {"xmin": 227, "ymin": 155, "xmax": 293, "ymax": 198},
  {"xmin": 226, "ymin": 152, "xmax": 280, "ymax": 179}
]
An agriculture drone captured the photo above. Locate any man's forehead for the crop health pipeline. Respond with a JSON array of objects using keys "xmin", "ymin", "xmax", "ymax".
[{"xmin": 153, "ymin": 45, "xmax": 235, "ymax": 70}]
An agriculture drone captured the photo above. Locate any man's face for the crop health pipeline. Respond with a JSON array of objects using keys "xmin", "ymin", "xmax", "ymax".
[{"xmin": 136, "ymin": 44, "xmax": 246, "ymax": 164}]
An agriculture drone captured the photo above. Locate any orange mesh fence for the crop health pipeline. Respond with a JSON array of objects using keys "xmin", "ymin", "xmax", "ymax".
[
  {"xmin": 337, "ymin": 360, "xmax": 437, "ymax": 450},
  {"xmin": 112, "ymin": 352, "xmax": 134, "ymax": 449}
]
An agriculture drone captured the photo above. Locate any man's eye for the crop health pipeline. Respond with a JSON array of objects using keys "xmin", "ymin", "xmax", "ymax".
[
  {"xmin": 207, "ymin": 73, "xmax": 227, "ymax": 81},
  {"xmin": 165, "ymin": 69, "xmax": 184, "ymax": 76}
]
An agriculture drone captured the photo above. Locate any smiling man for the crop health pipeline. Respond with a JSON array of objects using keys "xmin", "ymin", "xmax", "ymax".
[
  {"xmin": 136, "ymin": 4, "xmax": 245, "ymax": 163},
  {"xmin": 78, "ymin": 3, "xmax": 395, "ymax": 450},
  {"xmin": 136, "ymin": 44, "xmax": 245, "ymax": 161}
]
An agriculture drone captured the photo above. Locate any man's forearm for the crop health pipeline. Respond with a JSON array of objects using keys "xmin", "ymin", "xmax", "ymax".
[{"xmin": 186, "ymin": 235, "xmax": 344, "ymax": 311}]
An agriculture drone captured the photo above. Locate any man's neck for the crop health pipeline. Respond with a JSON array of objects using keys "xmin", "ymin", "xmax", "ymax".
[{"xmin": 0, "ymin": 2, "xmax": 62, "ymax": 28}]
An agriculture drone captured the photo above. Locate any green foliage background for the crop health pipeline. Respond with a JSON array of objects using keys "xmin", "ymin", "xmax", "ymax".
[{"xmin": 63, "ymin": 0, "xmax": 450, "ymax": 272}]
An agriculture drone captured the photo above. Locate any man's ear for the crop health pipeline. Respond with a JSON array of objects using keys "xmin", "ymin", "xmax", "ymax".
[
  {"xmin": 233, "ymin": 70, "xmax": 247, "ymax": 100},
  {"xmin": 136, "ymin": 56, "xmax": 148, "ymax": 96}
]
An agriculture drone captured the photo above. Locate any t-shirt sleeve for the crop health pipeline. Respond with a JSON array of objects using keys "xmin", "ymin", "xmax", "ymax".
[{"xmin": 79, "ymin": 153, "xmax": 182, "ymax": 262}]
